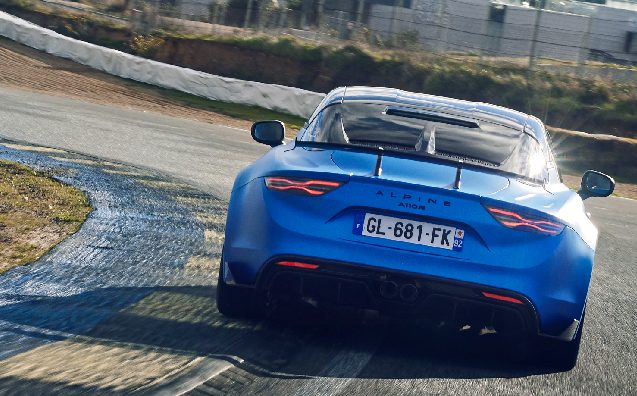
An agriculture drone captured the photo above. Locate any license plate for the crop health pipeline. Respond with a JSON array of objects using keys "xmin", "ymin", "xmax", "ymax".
[{"xmin": 353, "ymin": 213, "xmax": 464, "ymax": 251}]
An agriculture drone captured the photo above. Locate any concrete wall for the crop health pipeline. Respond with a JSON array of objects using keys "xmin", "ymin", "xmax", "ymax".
[
  {"xmin": 169, "ymin": 0, "xmax": 215, "ymax": 20},
  {"xmin": 589, "ymin": 5, "xmax": 637, "ymax": 63},
  {"xmin": 368, "ymin": 0, "xmax": 637, "ymax": 64},
  {"xmin": 368, "ymin": 0, "xmax": 489, "ymax": 52},
  {"xmin": 443, "ymin": 0, "xmax": 489, "ymax": 53},
  {"xmin": 534, "ymin": 9, "xmax": 588, "ymax": 62},
  {"xmin": 497, "ymin": 5, "xmax": 534, "ymax": 57}
]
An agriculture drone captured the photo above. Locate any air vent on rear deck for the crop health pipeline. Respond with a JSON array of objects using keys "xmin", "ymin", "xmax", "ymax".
[
  {"xmin": 349, "ymin": 140, "xmax": 415, "ymax": 152},
  {"xmin": 385, "ymin": 108, "xmax": 480, "ymax": 129}
]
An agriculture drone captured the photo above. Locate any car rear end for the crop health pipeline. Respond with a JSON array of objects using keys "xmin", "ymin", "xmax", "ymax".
[
  {"xmin": 220, "ymin": 93, "xmax": 595, "ymax": 369},
  {"xmin": 223, "ymin": 155, "xmax": 593, "ymax": 341}
]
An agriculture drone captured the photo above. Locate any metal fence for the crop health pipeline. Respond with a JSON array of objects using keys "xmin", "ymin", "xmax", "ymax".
[{"xmin": 39, "ymin": 0, "xmax": 637, "ymax": 83}]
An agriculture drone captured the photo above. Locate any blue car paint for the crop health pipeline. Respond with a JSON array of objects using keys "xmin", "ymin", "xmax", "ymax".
[{"xmin": 223, "ymin": 87, "xmax": 598, "ymax": 339}]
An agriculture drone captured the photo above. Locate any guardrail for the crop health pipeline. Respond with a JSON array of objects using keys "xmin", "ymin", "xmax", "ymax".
[{"xmin": 0, "ymin": 11, "xmax": 324, "ymax": 119}]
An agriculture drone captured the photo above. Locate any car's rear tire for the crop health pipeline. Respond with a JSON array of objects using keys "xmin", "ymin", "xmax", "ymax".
[
  {"xmin": 535, "ymin": 309, "xmax": 585, "ymax": 370},
  {"xmin": 216, "ymin": 260, "xmax": 257, "ymax": 318}
]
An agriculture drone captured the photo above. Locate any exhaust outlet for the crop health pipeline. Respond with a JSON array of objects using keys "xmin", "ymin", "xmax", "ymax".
[
  {"xmin": 399, "ymin": 283, "xmax": 419, "ymax": 303},
  {"xmin": 379, "ymin": 281, "xmax": 399, "ymax": 299}
]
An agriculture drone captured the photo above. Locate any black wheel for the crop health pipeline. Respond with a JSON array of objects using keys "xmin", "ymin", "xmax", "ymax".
[
  {"xmin": 535, "ymin": 309, "xmax": 585, "ymax": 370},
  {"xmin": 216, "ymin": 260, "xmax": 257, "ymax": 318}
]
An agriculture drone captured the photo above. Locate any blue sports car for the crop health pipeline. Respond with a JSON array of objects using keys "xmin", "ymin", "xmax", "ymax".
[{"xmin": 217, "ymin": 87, "xmax": 614, "ymax": 369}]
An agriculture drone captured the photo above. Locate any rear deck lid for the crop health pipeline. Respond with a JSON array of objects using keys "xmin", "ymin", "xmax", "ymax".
[{"xmin": 331, "ymin": 150, "xmax": 510, "ymax": 196}]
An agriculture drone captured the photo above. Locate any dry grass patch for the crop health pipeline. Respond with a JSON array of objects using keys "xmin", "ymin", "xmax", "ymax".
[{"xmin": 0, "ymin": 160, "xmax": 91, "ymax": 272}]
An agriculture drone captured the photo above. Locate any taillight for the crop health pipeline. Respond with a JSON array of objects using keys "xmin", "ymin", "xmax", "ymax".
[
  {"xmin": 481, "ymin": 292, "xmax": 524, "ymax": 305},
  {"xmin": 265, "ymin": 177, "xmax": 343, "ymax": 196},
  {"xmin": 276, "ymin": 261, "xmax": 320, "ymax": 270},
  {"xmin": 485, "ymin": 206, "xmax": 565, "ymax": 236}
]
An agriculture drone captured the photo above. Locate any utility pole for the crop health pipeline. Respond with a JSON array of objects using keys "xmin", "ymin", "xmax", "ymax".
[
  {"xmin": 210, "ymin": 3, "xmax": 217, "ymax": 24},
  {"xmin": 479, "ymin": 12, "xmax": 489, "ymax": 61},
  {"xmin": 438, "ymin": 0, "xmax": 449, "ymax": 52},
  {"xmin": 528, "ymin": 0, "xmax": 545, "ymax": 70},
  {"xmin": 244, "ymin": 0, "xmax": 255, "ymax": 28},
  {"xmin": 356, "ymin": 0, "xmax": 365, "ymax": 24},
  {"xmin": 317, "ymin": 0, "xmax": 326, "ymax": 29},
  {"xmin": 300, "ymin": 0, "xmax": 308, "ymax": 29},
  {"xmin": 279, "ymin": 6, "xmax": 288, "ymax": 31},
  {"xmin": 577, "ymin": 15, "xmax": 593, "ymax": 75},
  {"xmin": 257, "ymin": 0, "xmax": 268, "ymax": 32},
  {"xmin": 218, "ymin": 3, "xmax": 227, "ymax": 26},
  {"xmin": 388, "ymin": 0, "xmax": 405, "ymax": 46}
]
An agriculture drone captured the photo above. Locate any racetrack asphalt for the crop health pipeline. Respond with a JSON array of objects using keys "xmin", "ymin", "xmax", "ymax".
[
  {"xmin": 0, "ymin": 87, "xmax": 636, "ymax": 395},
  {"xmin": 0, "ymin": 87, "xmax": 266, "ymax": 200}
]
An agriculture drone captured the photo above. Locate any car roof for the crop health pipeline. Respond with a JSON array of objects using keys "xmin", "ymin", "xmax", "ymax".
[{"xmin": 310, "ymin": 86, "xmax": 547, "ymax": 143}]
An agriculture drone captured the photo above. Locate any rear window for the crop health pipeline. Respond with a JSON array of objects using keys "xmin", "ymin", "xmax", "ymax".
[{"xmin": 299, "ymin": 102, "xmax": 547, "ymax": 181}]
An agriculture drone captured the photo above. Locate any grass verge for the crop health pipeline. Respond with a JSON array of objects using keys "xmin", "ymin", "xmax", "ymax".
[
  {"xmin": 159, "ymin": 88, "xmax": 306, "ymax": 131},
  {"xmin": 0, "ymin": 160, "xmax": 91, "ymax": 273},
  {"xmin": 561, "ymin": 174, "xmax": 637, "ymax": 200}
]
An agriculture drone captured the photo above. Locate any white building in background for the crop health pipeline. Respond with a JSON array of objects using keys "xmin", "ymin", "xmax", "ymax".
[
  {"xmin": 368, "ymin": 0, "xmax": 637, "ymax": 64},
  {"xmin": 606, "ymin": 0, "xmax": 637, "ymax": 12}
]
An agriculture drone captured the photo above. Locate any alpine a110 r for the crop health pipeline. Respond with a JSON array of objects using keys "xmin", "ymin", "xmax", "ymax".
[{"xmin": 217, "ymin": 87, "xmax": 614, "ymax": 369}]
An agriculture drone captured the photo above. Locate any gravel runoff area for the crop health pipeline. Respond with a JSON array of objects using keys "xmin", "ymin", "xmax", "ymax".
[{"xmin": 0, "ymin": 37, "xmax": 252, "ymax": 131}]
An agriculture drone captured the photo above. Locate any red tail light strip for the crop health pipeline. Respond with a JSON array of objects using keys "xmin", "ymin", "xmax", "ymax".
[
  {"xmin": 487, "ymin": 208, "xmax": 561, "ymax": 227},
  {"xmin": 265, "ymin": 177, "xmax": 342, "ymax": 196},
  {"xmin": 486, "ymin": 207, "xmax": 564, "ymax": 235},
  {"xmin": 276, "ymin": 261, "xmax": 320, "ymax": 270},
  {"xmin": 481, "ymin": 292, "xmax": 524, "ymax": 305}
]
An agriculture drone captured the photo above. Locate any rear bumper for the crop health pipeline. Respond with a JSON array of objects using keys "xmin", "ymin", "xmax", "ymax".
[
  {"xmin": 253, "ymin": 257, "xmax": 538, "ymax": 338},
  {"xmin": 225, "ymin": 235, "xmax": 591, "ymax": 340}
]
